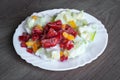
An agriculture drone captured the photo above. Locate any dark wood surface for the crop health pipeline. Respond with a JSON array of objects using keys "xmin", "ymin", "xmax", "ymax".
[{"xmin": 0, "ymin": 0, "xmax": 120, "ymax": 80}]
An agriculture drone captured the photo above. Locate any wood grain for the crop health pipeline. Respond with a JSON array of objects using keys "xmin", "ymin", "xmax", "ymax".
[{"xmin": 0, "ymin": 0, "xmax": 120, "ymax": 80}]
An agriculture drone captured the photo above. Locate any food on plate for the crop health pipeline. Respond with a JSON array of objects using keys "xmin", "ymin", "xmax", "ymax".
[{"xmin": 18, "ymin": 9, "xmax": 97, "ymax": 62}]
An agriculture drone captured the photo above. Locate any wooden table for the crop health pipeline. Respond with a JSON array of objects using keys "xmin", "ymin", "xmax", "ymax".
[{"xmin": 0, "ymin": 0, "xmax": 120, "ymax": 80}]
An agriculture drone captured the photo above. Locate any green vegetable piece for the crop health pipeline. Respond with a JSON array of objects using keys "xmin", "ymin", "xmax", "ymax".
[{"xmin": 90, "ymin": 31, "xmax": 96, "ymax": 41}]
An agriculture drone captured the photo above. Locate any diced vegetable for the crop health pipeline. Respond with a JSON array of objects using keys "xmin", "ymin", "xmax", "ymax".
[
  {"xmin": 35, "ymin": 48, "xmax": 45, "ymax": 56},
  {"xmin": 63, "ymin": 32, "xmax": 69, "ymax": 39},
  {"xmin": 62, "ymin": 24, "xmax": 66, "ymax": 30},
  {"xmin": 63, "ymin": 32, "xmax": 75, "ymax": 40},
  {"xmin": 90, "ymin": 31, "xmax": 96, "ymax": 41},
  {"xmin": 32, "ymin": 43, "xmax": 38, "ymax": 53},
  {"xmin": 31, "ymin": 15, "xmax": 38, "ymax": 20},
  {"xmin": 60, "ymin": 51, "xmax": 64, "ymax": 57},
  {"xmin": 68, "ymin": 20, "xmax": 77, "ymax": 28},
  {"xmin": 26, "ymin": 40, "xmax": 34, "ymax": 47},
  {"xmin": 51, "ymin": 50, "xmax": 60, "ymax": 60},
  {"xmin": 21, "ymin": 42, "xmax": 27, "ymax": 47},
  {"xmin": 67, "ymin": 34, "xmax": 75, "ymax": 40},
  {"xmin": 26, "ymin": 48, "xmax": 33, "ymax": 53}
]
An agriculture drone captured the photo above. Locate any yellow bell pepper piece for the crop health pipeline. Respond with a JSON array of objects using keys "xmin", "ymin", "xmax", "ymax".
[
  {"xmin": 63, "ymin": 32, "xmax": 69, "ymax": 39},
  {"xmin": 31, "ymin": 15, "xmax": 38, "ymax": 20},
  {"xmin": 68, "ymin": 20, "xmax": 77, "ymax": 28},
  {"xmin": 32, "ymin": 43, "xmax": 38, "ymax": 53},
  {"xmin": 35, "ymin": 25, "xmax": 43, "ymax": 30},
  {"xmin": 62, "ymin": 24, "xmax": 66, "ymax": 30},
  {"xmin": 64, "ymin": 51, "xmax": 68, "ymax": 57},
  {"xmin": 68, "ymin": 34, "xmax": 75, "ymax": 40},
  {"xmin": 60, "ymin": 51, "xmax": 64, "ymax": 57},
  {"xmin": 63, "ymin": 32, "xmax": 75, "ymax": 40},
  {"xmin": 26, "ymin": 41, "xmax": 34, "ymax": 47}
]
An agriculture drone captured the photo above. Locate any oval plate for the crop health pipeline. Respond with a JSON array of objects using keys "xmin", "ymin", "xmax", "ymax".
[{"xmin": 13, "ymin": 9, "xmax": 108, "ymax": 71}]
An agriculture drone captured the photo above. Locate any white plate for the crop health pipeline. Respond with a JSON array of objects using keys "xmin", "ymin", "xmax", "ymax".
[{"xmin": 13, "ymin": 9, "xmax": 108, "ymax": 71}]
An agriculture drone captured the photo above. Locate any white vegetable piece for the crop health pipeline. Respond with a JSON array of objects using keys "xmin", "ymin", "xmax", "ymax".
[
  {"xmin": 45, "ymin": 45, "xmax": 60, "ymax": 60},
  {"xmin": 78, "ymin": 23, "xmax": 97, "ymax": 42},
  {"xmin": 51, "ymin": 50, "xmax": 60, "ymax": 60},
  {"xmin": 25, "ymin": 15, "xmax": 49, "ymax": 33},
  {"xmin": 55, "ymin": 9, "xmax": 84, "ymax": 24},
  {"xmin": 35, "ymin": 48, "xmax": 49, "ymax": 60},
  {"xmin": 69, "ymin": 36, "xmax": 86, "ymax": 58}
]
